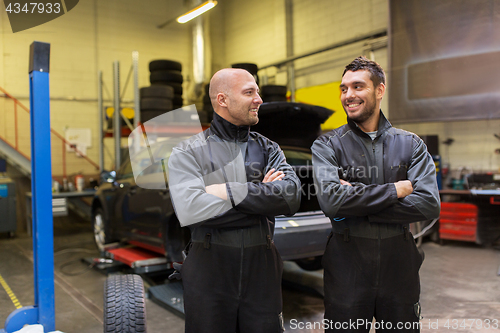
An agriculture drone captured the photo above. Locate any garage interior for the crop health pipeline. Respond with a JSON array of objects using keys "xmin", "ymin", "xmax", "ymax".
[{"xmin": 1, "ymin": 0, "xmax": 500, "ymax": 332}]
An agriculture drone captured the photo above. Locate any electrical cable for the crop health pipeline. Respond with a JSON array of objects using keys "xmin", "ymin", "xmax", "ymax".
[
  {"xmin": 54, "ymin": 248, "xmax": 98, "ymax": 256},
  {"xmin": 59, "ymin": 259, "xmax": 96, "ymax": 276},
  {"xmin": 55, "ymin": 248, "xmax": 109, "ymax": 276}
]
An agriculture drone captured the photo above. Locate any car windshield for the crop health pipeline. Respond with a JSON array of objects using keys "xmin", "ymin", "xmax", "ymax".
[
  {"xmin": 282, "ymin": 147, "xmax": 318, "ymax": 213},
  {"xmin": 282, "ymin": 147, "xmax": 312, "ymax": 166}
]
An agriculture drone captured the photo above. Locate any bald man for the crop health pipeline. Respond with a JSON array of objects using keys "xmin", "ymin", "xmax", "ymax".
[{"xmin": 168, "ymin": 68, "xmax": 301, "ymax": 333}]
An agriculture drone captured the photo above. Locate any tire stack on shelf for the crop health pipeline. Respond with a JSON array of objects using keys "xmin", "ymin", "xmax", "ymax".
[
  {"xmin": 149, "ymin": 59, "xmax": 184, "ymax": 105},
  {"xmin": 139, "ymin": 85, "xmax": 174, "ymax": 123},
  {"xmin": 261, "ymin": 85, "xmax": 288, "ymax": 102}
]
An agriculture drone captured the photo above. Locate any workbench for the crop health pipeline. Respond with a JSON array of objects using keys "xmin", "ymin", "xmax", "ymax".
[{"xmin": 439, "ymin": 189, "xmax": 500, "ymax": 245}]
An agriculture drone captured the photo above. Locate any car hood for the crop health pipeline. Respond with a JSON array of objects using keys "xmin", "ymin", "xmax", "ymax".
[{"xmin": 251, "ymin": 102, "xmax": 334, "ymax": 149}]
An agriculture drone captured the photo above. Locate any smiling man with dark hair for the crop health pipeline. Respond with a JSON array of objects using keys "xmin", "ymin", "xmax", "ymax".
[{"xmin": 312, "ymin": 56, "xmax": 440, "ymax": 332}]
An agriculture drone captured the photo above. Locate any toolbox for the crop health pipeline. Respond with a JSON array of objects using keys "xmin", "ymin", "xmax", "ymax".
[{"xmin": 439, "ymin": 202, "xmax": 478, "ymax": 242}]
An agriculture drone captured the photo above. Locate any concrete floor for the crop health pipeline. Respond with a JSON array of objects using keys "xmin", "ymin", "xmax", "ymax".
[{"xmin": 1, "ymin": 217, "xmax": 500, "ymax": 333}]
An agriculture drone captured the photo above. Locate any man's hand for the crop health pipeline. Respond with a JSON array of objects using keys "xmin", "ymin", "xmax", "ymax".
[
  {"xmin": 263, "ymin": 168, "xmax": 284, "ymax": 183},
  {"xmin": 205, "ymin": 184, "xmax": 228, "ymax": 200},
  {"xmin": 205, "ymin": 168, "xmax": 284, "ymax": 200},
  {"xmin": 340, "ymin": 179, "xmax": 352, "ymax": 186},
  {"xmin": 394, "ymin": 180, "xmax": 413, "ymax": 198}
]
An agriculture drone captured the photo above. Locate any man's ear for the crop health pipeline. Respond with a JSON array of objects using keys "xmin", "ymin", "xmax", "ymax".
[
  {"xmin": 217, "ymin": 93, "xmax": 227, "ymax": 107},
  {"xmin": 376, "ymin": 83, "xmax": 386, "ymax": 99}
]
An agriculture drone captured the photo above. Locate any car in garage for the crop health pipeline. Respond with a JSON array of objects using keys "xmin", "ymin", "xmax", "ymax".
[{"xmin": 91, "ymin": 102, "xmax": 333, "ymax": 270}]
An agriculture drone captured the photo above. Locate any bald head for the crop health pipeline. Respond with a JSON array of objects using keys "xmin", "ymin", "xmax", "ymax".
[
  {"xmin": 207, "ymin": 68, "xmax": 262, "ymax": 126},
  {"xmin": 209, "ymin": 68, "xmax": 254, "ymax": 103}
]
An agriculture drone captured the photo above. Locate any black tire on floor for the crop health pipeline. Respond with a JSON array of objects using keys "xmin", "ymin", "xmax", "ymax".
[
  {"xmin": 151, "ymin": 82, "xmax": 183, "ymax": 95},
  {"xmin": 231, "ymin": 63, "xmax": 258, "ymax": 75},
  {"xmin": 104, "ymin": 274, "xmax": 147, "ymax": 333},
  {"xmin": 294, "ymin": 256, "xmax": 323, "ymax": 271},
  {"xmin": 140, "ymin": 98, "xmax": 173, "ymax": 111},
  {"xmin": 149, "ymin": 59, "xmax": 182, "ymax": 72},
  {"xmin": 140, "ymin": 86, "xmax": 174, "ymax": 99},
  {"xmin": 150, "ymin": 71, "xmax": 183, "ymax": 84},
  {"xmin": 261, "ymin": 85, "xmax": 287, "ymax": 96},
  {"xmin": 93, "ymin": 208, "xmax": 112, "ymax": 252},
  {"xmin": 140, "ymin": 110, "xmax": 168, "ymax": 123}
]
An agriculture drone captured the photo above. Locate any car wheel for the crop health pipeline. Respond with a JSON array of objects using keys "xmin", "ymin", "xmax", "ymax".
[
  {"xmin": 149, "ymin": 59, "xmax": 182, "ymax": 72},
  {"xmin": 149, "ymin": 70, "xmax": 184, "ymax": 84},
  {"xmin": 104, "ymin": 274, "xmax": 147, "ymax": 333},
  {"xmin": 294, "ymin": 256, "xmax": 323, "ymax": 271},
  {"xmin": 140, "ymin": 86, "xmax": 174, "ymax": 99},
  {"xmin": 150, "ymin": 82, "xmax": 183, "ymax": 95},
  {"xmin": 93, "ymin": 208, "xmax": 110, "ymax": 252},
  {"xmin": 172, "ymin": 95, "xmax": 184, "ymax": 106},
  {"xmin": 140, "ymin": 98, "xmax": 173, "ymax": 111}
]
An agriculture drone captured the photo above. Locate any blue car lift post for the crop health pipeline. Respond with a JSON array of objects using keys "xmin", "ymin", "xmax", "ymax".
[{"xmin": 1, "ymin": 41, "xmax": 56, "ymax": 333}]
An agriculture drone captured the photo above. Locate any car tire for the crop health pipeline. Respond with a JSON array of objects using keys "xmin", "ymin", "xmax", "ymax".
[
  {"xmin": 149, "ymin": 59, "xmax": 182, "ymax": 72},
  {"xmin": 93, "ymin": 208, "xmax": 111, "ymax": 252},
  {"xmin": 140, "ymin": 86, "xmax": 174, "ymax": 99},
  {"xmin": 104, "ymin": 274, "xmax": 147, "ymax": 333},
  {"xmin": 151, "ymin": 82, "xmax": 183, "ymax": 95},
  {"xmin": 172, "ymin": 95, "xmax": 183, "ymax": 106},
  {"xmin": 140, "ymin": 98, "xmax": 173, "ymax": 111},
  {"xmin": 150, "ymin": 71, "xmax": 184, "ymax": 84},
  {"xmin": 294, "ymin": 256, "xmax": 323, "ymax": 271}
]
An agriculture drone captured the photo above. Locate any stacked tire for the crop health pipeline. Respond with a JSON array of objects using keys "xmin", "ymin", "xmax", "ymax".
[
  {"xmin": 261, "ymin": 85, "xmax": 288, "ymax": 102},
  {"xmin": 151, "ymin": 59, "xmax": 183, "ymax": 102},
  {"xmin": 104, "ymin": 274, "xmax": 147, "ymax": 333},
  {"xmin": 139, "ymin": 85, "xmax": 174, "ymax": 123}
]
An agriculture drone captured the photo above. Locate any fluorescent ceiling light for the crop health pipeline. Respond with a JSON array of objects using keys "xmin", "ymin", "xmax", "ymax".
[{"xmin": 177, "ymin": 1, "xmax": 217, "ymax": 24}]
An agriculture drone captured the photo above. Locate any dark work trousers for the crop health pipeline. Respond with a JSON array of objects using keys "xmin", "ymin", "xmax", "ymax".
[
  {"xmin": 181, "ymin": 227, "xmax": 284, "ymax": 333},
  {"xmin": 323, "ymin": 232, "xmax": 423, "ymax": 332}
]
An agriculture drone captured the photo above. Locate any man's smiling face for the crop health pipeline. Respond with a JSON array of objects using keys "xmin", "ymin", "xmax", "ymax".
[
  {"xmin": 340, "ymin": 69, "xmax": 383, "ymax": 126},
  {"xmin": 225, "ymin": 70, "xmax": 263, "ymax": 126}
]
